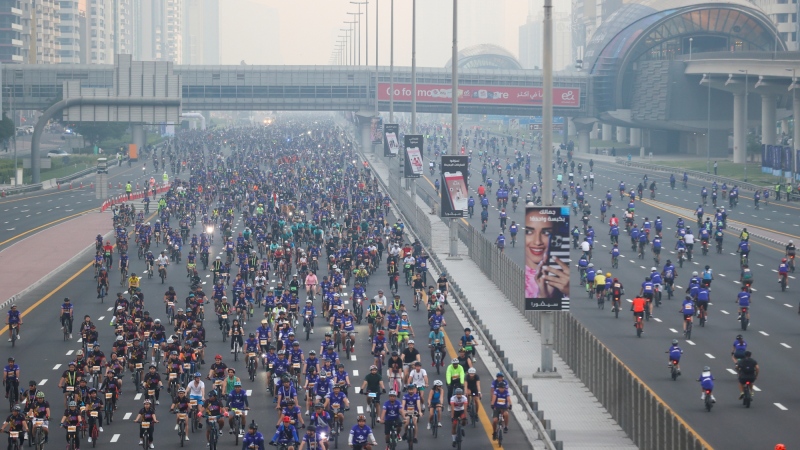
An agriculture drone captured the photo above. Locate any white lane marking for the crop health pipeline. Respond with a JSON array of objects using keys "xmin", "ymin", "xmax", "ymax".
[
  {"xmin": 111, "ymin": 434, "xmax": 121, "ymax": 442},
  {"xmin": 123, "ymin": 413, "xmax": 132, "ymax": 420},
  {"xmin": 53, "ymin": 364, "xmax": 61, "ymax": 370},
  {"xmin": 705, "ymin": 353, "xmax": 715, "ymax": 359},
  {"xmin": 98, "ymin": 316, "xmax": 105, "ymax": 321},
  {"xmin": 66, "ymin": 350, "xmax": 74, "ymax": 355},
  {"xmin": 766, "ymin": 296, "xmax": 775, "ymax": 300},
  {"xmin": 686, "ymin": 340, "xmax": 696, "ymax": 346},
  {"xmin": 753, "ymin": 385, "xmax": 761, "ymax": 392},
  {"xmin": 757, "ymin": 263, "xmax": 764, "ymax": 267},
  {"xmin": 354, "ymin": 387, "xmax": 361, "ymax": 394},
  {"xmin": 352, "ymin": 370, "xmax": 359, "ymax": 377},
  {"xmin": 781, "ymin": 343, "xmax": 792, "ymax": 348},
  {"xmin": 653, "ymin": 318, "xmax": 662, "ymax": 322},
  {"xmin": 107, "ymin": 307, "xmax": 113, "ymax": 311},
  {"xmin": 720, "ymin": 310, "xmax": 729, "ymax": 315},
  {"xmin": 134, "ymin": 393, "xmax": 142, "ymax": 400},
  {"xmin": 669, "ymin": 328, "xmax": 678, "ymax": 333},
  {"xmin": 357, "ymin": 406, "xmax": 364, "ymax": 414},
  {"xmin": 775, "ymin": 403, "xmax": 788, "ymax": 411},
  {"xmin": 39, "ymin": 379, "xmax": 47, "ymax": 385},
  {"xmin": 246, "ymin": 390, "xmax": 252, "ymax": 396},
  {"xmin": 759, "ymin": 331, "xmax": 769, "ymax": 336},
  {"xmin": 77, "ymin": 338, "xmax": 82, "ymax": 343},
  {"xmin": 350, "ymin": 355, "xmax": 357, "ymax": 361},
  {"xmin": 726, "ymin": 368, "xmax": 737, "ymax": 374},
  {"xmin": 785, "ymin": 304, "xmax": 793, "ymax": 308}
]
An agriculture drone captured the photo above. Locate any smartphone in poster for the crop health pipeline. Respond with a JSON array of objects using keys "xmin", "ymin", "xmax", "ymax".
[
  {"xmin": 403, "ymin": 135, "xmax": 423, "ymax": 178},
  {"xmin": 524, "ymin": 206, "xmax": 570, "ymax": 311},
  {"xmin": 371, "ymin": 117, "xmax": 383, "ymax": 144},
  {"xmin": 383, "ymin": 123, "xmax": 400, "ymax": 157},
  {"xmin": 440, "ymin": 155, "xmax": 468, "ymax": 218}
]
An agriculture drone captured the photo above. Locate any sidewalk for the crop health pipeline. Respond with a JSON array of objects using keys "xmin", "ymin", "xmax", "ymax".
[{"xmin": 362, "ymin": 151, "xmax": 638, "ymax": 449}]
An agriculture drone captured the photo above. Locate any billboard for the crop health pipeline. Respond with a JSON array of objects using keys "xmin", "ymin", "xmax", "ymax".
[
  {"xmin": 383, "ymin": 123, "xmax": 400, "ymax": 157},
  {"xmin": 524, "ymin": 206, "xmax": 571, "ymax": 310},
  {"xmin": 440, "ymin": 155, "xmax": 469, "ymax": 218},
  {"xmin": 370, "ymin": 117, "xmax": 383, "ymax": 144},
  {"xmin": 772, "ymin": 145, "xmax": 783, "ymax": 176},
  {"xmin": 784, "ymin": 146, "xmax": 793, "ymax": 175},
  {"xmin": 403, "ymin": 135, "xmax": 424, "ymax": 178},
  {"xmin": 762, "ymin": 144, "xmax": 770, "ymax": 173},
  {"xmin": 378, "ymin": 83, "xmax": 581, "ymax": 108}
]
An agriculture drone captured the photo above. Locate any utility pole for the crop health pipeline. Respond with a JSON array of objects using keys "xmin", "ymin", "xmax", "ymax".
[
  {"xmin": 409, "ymin": 0, "xmax": 416, "ymax": 196},
  {"xmin": 448, "ymin": 0, "xmax": 459, "ymax": 258}
]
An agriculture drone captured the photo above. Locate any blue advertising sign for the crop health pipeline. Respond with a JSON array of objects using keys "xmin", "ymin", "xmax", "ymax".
[
  {"xmin": 784, "ymin": 146, "xmax": 793, "ymax": 175},
  {"xmin": 772, "ymin": 145, "xmax": 782, "ymax": 176},
  {"xmin": 762, "ymin": 144, "xmax": 770, "ymax": 172}
]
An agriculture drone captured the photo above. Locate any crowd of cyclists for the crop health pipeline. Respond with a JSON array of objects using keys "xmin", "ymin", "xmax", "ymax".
[{"xmin": 3, "ymin": 117, "xmax": 520, "ymax": 450}]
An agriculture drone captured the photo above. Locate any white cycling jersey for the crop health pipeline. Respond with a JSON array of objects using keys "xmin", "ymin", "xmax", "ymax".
[
  {"xmin": 450, "ymin": 395, "xmax": 468, "ymax": 411},
  {"xmin": 408, "ymin": 369, "xmax": 427, "ymax": 387},
  {"xmin": 156, "ymin": 256, "xmax": 170, "ymax": 266},
  {"xmin": 187, "ymin": 380, "xmax": 205, "ymax": 397}
]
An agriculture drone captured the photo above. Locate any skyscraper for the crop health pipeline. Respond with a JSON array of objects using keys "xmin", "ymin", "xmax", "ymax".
[
  {"xmin": 20, "ymin": 0, "xmax": 60, "ymax": 63},
  {"xmin": 0, "ymin": 0, "xmax": 24, "ymax": 63},
  {"xmin": 752, "ymin": 0, "xmax": 799, "ymax": 51},
  {"xmin": 182, "ymin": 0, "xmax": 218, "ymax": 64},
  {"xmin": 519, "ymin": 10, "xmax": 573, "ymax": 71},
  {"xmin": 134, "ymin": 0, "xmax": 181, "ymax": 62},
  {"xmin": 58, "ymin": 0, "xmax": 80, "ymax": 63}
]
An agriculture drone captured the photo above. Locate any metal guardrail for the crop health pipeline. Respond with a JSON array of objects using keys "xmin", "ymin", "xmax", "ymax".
[
  {"xmin": 0, "ymin": 183, "xmax": 42, "ymax": 196},
  {"xmin": 615, "ymin": 158, "xmax": 767, "ymax": 191},
  {"xmin": 57, "ymin": 166, "xmax": 95, "ymax": 184}
]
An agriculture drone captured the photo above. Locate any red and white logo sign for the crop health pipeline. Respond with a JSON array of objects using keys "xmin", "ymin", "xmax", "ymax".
[{"xmin": 377, "ymin": 83, "xmax": 581, "ymax": 108}]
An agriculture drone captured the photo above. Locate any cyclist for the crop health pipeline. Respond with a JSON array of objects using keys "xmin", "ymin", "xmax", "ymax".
[
  {"xmin": 496, "ymin": 233, "xmax": 505, "ymax": 253},
  {"xmin": 6, "ymin": 304, "xmax": 22, "ymax": 341},
  {"xmin": 134, "ymin": 399, "xmax": 158, "ymax": 448},
  {"xmin": 731, "ymin": 335, "xmax": 747, "ymax": 364},
  {"xmin": 639, "ymin": 276, "xmax": 654, "ymax": 318},
  {"xmin": 1, "ymin": 405, "xmax": 27, "ymax": 447},
  {"xmin": 631, "ymin": 296, "xmax": 646, "ymax": 332},
  {"xmin": 736, "ymin": 351, "xmax": 759, "ymax": 400},
  {"xmin": 490, "ymin": 383, "xmax": 511, "ymax": 440},
  {"xmin": 701, "ymin": 265, "xmax": 714, "ymax": 287},
  {"xmin": 786, "ymin": 240, "xmax": 796, "ymax": 270},
  {"xmin": 449, "ymin": 388, "xmax": 468, "ymax": 446},
  {"xmin": 778, "ymin": 258, "xmax": 789, "ymax": 288},
  {"xmin": 379, "ymin": 390, "xmax": 402, "ymax": 447},
  {"xmin": 269, "ymin": 416, "xmax": 300, "ymax": 449},
  {"xmin": 695, "ymin": 282, "xmax": 710, "ymax": 322},
  {"xmin": 736, "ymin": 286, "xmax": 751, "ymax": 323},
  {"xmin": 698, "ymin": 366, "xmax": 716, "ymax": 403},
  {"xmin": 427, "ymin": 379, "xmax": 445, "ymax": 430},
  {"xmin": 59, "ymin": 401, "xmax": 82, "ymax": 449},
  {"xmin": 242, "ymin": 422, "xmax": 266, "ymax": 450},
  {"xmin": 348, "ymin": 414, "xmax": 378, "ymax": 449},
  {"xmin": 667, "ymin": 340, "xmax": 682, "ymax": 374},
  {"xmin": 680, "ymin": 296, "xmax": 694, "ymax": 334}
]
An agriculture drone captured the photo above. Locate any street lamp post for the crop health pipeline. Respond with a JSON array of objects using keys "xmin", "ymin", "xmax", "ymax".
[
  {"xmin": 409, "ymin": 0, "xmax": 417, "ymax": 195},
  {"xmin": 346, "ymin": 12, "xmax": 363, "ymax": 65},
  {"xmin": 740, "ymin": 69, "xmax": 748, "ymax": 181},
  {"xmin": 340, "ymin": 29, "xmax": 351, "ymax": 64},
  {"xmin": 449, "ymin": 0, "xmax": 459, "ymax": 258},
  {"xmin": 706, "ymin": 73, "xmax": 711, "ymax": 173},
  {"xmin": 389, "ymin": 0, "xmax": 394, "ymax": 123},
  {"xmin": 689, "ymin": 37, "xmax": 693, "ymax": 60},
  {"xmin": 374, "ymin": 0, "xmax": 378, "ymax": 113},
  {"xmin": 345, "ymin": 20, "xmax": 358, "ymax": 65},
  {"xmin": 350, "ymin": 2, "xmax": 368, "ymax": 65}
]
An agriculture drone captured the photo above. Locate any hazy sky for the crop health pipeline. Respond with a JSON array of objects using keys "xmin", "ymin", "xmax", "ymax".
[{"xmin": 220, "ymin": 0, "xmax": 571, "ymax": 67}]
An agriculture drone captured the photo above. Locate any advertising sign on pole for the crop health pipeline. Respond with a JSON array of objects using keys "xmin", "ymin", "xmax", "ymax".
[
  {"xmin": 403, "ymin": 135, "xmax": 424, "ymax": 179},
  {"xmin": 371, "ymin": 117, "xmax": 383, "ymax": 144},
  {"xmin": 440, "ymin": 155, "xmax": 469, "ymax": 218},
  {"xmin": 524, "ymin": 206, "xmax": 571, "ymax": 311},
  {"xmin": 383, "ymin": 123, "xmax": 400, "ymax": 157}
]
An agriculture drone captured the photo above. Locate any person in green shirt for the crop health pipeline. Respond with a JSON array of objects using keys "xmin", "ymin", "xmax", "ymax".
[
  {"xmin": 445, "ymin": 358, "xmax": 465, "ymax": 400},
  {"xmin": 775, "ymin": 184, "xmax": 782, "ymax": 201}
]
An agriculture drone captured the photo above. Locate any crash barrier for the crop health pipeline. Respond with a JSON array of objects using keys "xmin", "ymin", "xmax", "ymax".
[{"xmin": 100, "ymin": 183, "xmax": 171, "ymax": 212}]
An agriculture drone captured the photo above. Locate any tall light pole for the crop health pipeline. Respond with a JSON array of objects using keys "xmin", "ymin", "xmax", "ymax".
[
  {"xmin": 449, "ymin": 0, "xmax": 459, "ymax": 258},
  {"xmin": 542, "ymin": 0, "xmax": 553, "ymax": 208},
  {"xmin": 340, "ymin": 29, "xmax": 351, "ymax": 64},
  {"xmin": 351, "ymin": 1, "xmax": 368, "ymax": 65},
  {"xmin": 689, "ymin": 37, "xmax": 693, "ymax": 60},
  {"xmin": 346, "ymin": 12, "xmax": 362, "ymax": 65},
  {"xmin": 389, "ymin": 0, "xmax": 394, "ymax": 122},
  {"xmin": 707, "ymin": 73, "xmax": 711, "ymax": 174},
  {"xmin": 374, "ymin": 0, "xmax": 379, "ymax": 113},
  {"xmin": 409, "ymin": 0, "xmax": 416, "ymax": 195},
  {"xmin": 740, "ymin": 69, "xmax": 748, "ymax": 181},
  {"xmin": 345, "ymin": 20, "xmax": 358, "ymax": 65}
]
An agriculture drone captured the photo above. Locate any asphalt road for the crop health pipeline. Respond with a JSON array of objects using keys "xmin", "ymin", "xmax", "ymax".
[
  {"xmin": 0, "ymin": 160, "xmax": 168, "ymax": 252},
  {"xmin": 1, "ymin": 201, "xmax": 522, "ymax": 449},
  {"xmin": 413, "ymin": 149, "xmax": 799, "ymax": 449}
]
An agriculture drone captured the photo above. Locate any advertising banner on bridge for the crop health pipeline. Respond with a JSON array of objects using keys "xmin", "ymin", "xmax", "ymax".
[
  {"xmin": 378, "ymin": 83, "xmax": 581, "ymax": 108},
  {"xmin": 524, "ymin": 206, "xmax": 571, "ymax": 311},
  {"xmin": 440, "ymin": 155, "xmax": 468, "ymax": 218},
  {"xmin": 403, "ymin": 135, "xmax": 424, "ymax": 179},
  {"xmin": 383, "ymin": 123, "xmax": 400, "ymax": 157},
  {"xmin": 370, "ymin": 117, "xmax": 383, "ymax": 144}
]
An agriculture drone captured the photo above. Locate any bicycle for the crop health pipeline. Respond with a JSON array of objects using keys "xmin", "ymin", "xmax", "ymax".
[
  {"xmin": 467, "ymin": 396, "xmax": 478, "ymax": 428},
  {"xmin": 9, "ymin": 324, "xmax": 18, "ymax": 347},
  {"xmin": 431, "ymin": 343, "xmax": 444, "ymax": 375},
  {"xmin": 404, "ymin": 411, "xmax": 418, "ymax": 449},
  {"xmin": 88, "ymin": 410, "xmax": 100, "ymax": 447},
  {"xmin": 494, "ymin": 408, "xmax": 506, "ymax": 447},
  {"xmin": 634, "ymin": 314, "xmax": 644, "ymax": 338},
  {"xmin": 742, "ymin": 380, "xmax": 753, "ymax": 408},
  {"xmin": 740, "ymin": 306, "xmax": 749, "ymax": 331},
  {"xmin": 611, "ymin": 255, "xmax": 618, "ymax": 269},
  {"xmin": 698, "ymin": 305, "xmax": 707, "ymax": 327},
  {"xmin": 230, "ymin": 408, "xmax": 247, "ymax": 445},
  {"xmin": 173, "ymin": 410, "xmax": 188, "ymax": 446},
  {"xmin": 367, "ymin": 392, "xmax": 379, "ymax": 428},
  {"xmin": 104, "ymin": 391, "xmax": 115, "ymax": 424},
  {"xmin": 704, "ymin": 389, "xmax": 714, "ymax": 412},
  {"xmin": 684, "ymin": 316, "xmax": 692, "ymax": 340}
]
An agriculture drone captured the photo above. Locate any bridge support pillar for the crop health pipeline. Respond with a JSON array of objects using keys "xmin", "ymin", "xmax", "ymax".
[
  {"xmin": 615, "ymin": 126, "xmax": 627, "ymax": 144},
  {"xmin": 733, "ymin": 92, "xmax": 746, "ymax": 164},
  {"xmin": 360, "ymin": 118, "xmax": 372, "ymax": 155},
  {"xmin": 589, "ymin": 123, "xmax": 599, "ymax": 139},
  {"xmin": 131, "ymin": 124, "xmax": 146, "ymax": 153},
  {"xmin": 761, "ymin": 94, "xmax": 777, "ymax": 146},
  {"xmin": 601, "ymin": 123, "xmax": 612, "ymax": 141},
  {"xmin": 629, "ymin": 128, "xmax": 641, "ymax": 147},
  {"xmin": 577, "ymin": 129, "xmax": 590, "ymax": 154},
  {"xmin": 782, "ymin": 119, "xmax": 790, "ymax": 135},
  {"xmin": 794, "ymin": 90, "xmax": 800, "ymax": 176}
]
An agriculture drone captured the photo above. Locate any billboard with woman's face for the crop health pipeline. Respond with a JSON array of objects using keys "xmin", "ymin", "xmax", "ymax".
[{"xmin": 525, "ymin": 206, "xmax": 570, "ymax": 309}]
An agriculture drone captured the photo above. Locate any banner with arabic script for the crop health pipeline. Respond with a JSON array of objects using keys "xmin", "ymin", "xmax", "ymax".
[{"xmin": 377, "ymin": 83, "xmax": 581, "ymax": 108}]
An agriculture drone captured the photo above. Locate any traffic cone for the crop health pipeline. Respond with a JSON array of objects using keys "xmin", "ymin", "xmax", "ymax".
[
  {"xmin": 136, "ymin": 182, "xmax": 140, "ymax": 190},
  {"xmin": 108, "ymin": 182, "xmax": 112, "ymax": 189},
  {"xmin": 118, "ymin": 182, "xmax": 121, "ymax": 189},
  {"xmin": 70, "ymin": 182, "xmax": 73, "ymax": 189},
  {"xmin": 57, "ymin": 183, "xmax": 60, "ymax": 190},
  {"xmin": 80, "ymin": 182, "xmax": 83, "ymax": 189},
  {"xmin": 90, "ymin": 182, "xmax": 94, "ymax": 189}
]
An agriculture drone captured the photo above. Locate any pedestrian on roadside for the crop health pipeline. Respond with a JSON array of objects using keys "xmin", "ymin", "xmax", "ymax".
[{"xmin": 713, "ymin": 161, "xmax": 718, "ymax": 175}]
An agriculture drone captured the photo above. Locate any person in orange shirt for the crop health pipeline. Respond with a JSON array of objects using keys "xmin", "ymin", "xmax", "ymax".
[
  {"xmin": 478, "ymin": 185, "xmax": 486, "ymax": 197},
  {"xmin": 631, "ymin": 296, "xmax": 646, "ymax": 330}
]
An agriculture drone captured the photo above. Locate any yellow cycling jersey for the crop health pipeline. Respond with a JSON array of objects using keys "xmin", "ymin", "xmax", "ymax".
[
  {"xmin": 594, "ymin": 275, "xmax": 606, "ymax": 287},
  {"xmin": 128, "ymin": 276, "xmax": 140, "ymax": 288}
]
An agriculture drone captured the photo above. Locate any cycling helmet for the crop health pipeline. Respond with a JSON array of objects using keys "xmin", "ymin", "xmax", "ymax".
[
  {"xmin": 208, "ymin": 390, "xmax": 218, "ymax": 398},
  {"xmin": 249, "ymin": 333, "xmax": 255, "ymax": 338},
  {"xmin": 116, "ymin": 336, "xmax": 124, "ymax": 342},
  {"xmin": 76, "ymin": 349, "xmax": 84, "ymax": 356},
  {"xmin": 692, "ymin": 271, "xmax": 698, "ymax": 276},
  {"xmin": 703, "ymin": 366, "xmax": 710, "ymax": 371},
  {"xmin": 433, "ymin": 380, "xmax": 443, "ymax": 387},
  {"xmin": 369, "ymin": 365, "xmax": 378, "ymax": 371},
  {"xmin": 177, "ymin": 388, "xmax": 186, "ymax": 393},
  {"xmin": 388, "ymin": 390, "xmax": 398, "ymax": 396},
  {"xmin": 68, "ymin": 401, "xmax": 77, "ymax": 407},
  {"xmin": 672, "ymin": 339, "xmax": 678, "ymax": 345},
  {"xmin": 451, "ymin": 358, "xmax": 459, "ymax": 364},
  {"xmin": 650, "ymin": 267, "xmax": 657, "ymax": 272},
  {"xmin": 782, "ymin": 258, "xmax": 787, "ymax": 263},
  {"xmin": 775, "ymin": 445, "xmax": 786, "ymax": 450},
  {"xmin": 194, "ymin": 372, "xmax": 202, "ymax": 377},
  {"xmin": 309, "ymin": 351, "xmax": 316, "ymax": 355},
  {"xmin": 588, "ymin": 263, "xmax": 594, "ymax": 268},
  {"xmin": 36, "ymin": 392, "xmax": 45, "ymax": 398},
  {"xmin": 454, "ymin": 388, "xmax": 463, "ymax": 395},
  {"xmin": 468, "ymin": 368, "xmax": 477, "ymax": 374},
  {"xmin": 357, "ymin": 414, "xmax": 366, "ymax": 421},
  {"xmin": 307, "ymin": 425, "xmax": 315, "ymax": 432},
  {"xmin": 144, "ymin": 399, "xmax": 152, "ymax": 404},
  {"xmin": 736, "ymin": 334, "xmax": 743, "ymax": 340},
  {"xmin": 154, "ymin": 319, "xmax": 161, "ymax": 324},
  {"xmin": 233, "ymin": 381, "xmax": 242, "ymax": 387},
  {"xmin": 12, "ymin": 405, "xmax": 20, "ymax": 412}
]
